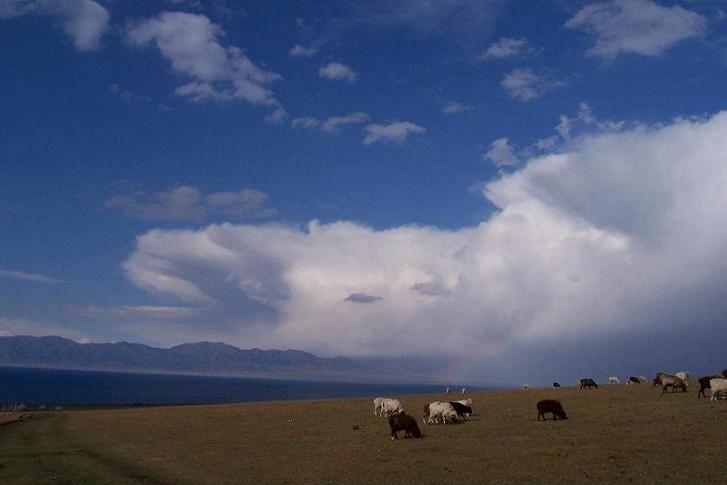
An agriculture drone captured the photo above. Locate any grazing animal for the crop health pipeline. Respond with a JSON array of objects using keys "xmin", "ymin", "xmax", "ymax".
[
  {"xmin": 373, "ymin": 397, "xmax": 385, "ymax": 416},
  {"xmin": 697, "ymin": 376, "xmax": 720, "ymax": 398},
  {"xmin": 373, "ymin": 397, "xmax": 403, "ymax": 417},
  {"xmin": 453, "ymin": 399, "xmax": 473, "ymax": 415},
  {"xmin": 448, "ymin": 401, "xmax": 472, "ymax": 419},
  {"xmin": 660, "ymin": 374, "xmax": 687, "ymax": 394},
  {"xmin": 523, "ymin": 383, "xmax": 532, "ymax": 390},
  {"xmin": 461, "ymin": 387, "xmax": 466, "ymax": 394},
  {"xmin": 537, "ymin": 400, "xmax": 568, "ymax": 421},
  {"xmin": 423, "ymin": 402, "xmax": 458, "ymax": 424},
  {"xmin": 608, "ymin": 376, "xmax": 620, "ymax": 385},
  {"xmin": 639, "ymin": 376, "xmax": 647, "ymax": 383},
  {"xmin": 628, "ymin": 376, "xmax": 641, "ymax": 384},
  {"xmin": 710, "ymin": 378, "xmax": 727, "ymax": 402},
  {"xmin": 675, "ymin": 371, "xmax": 690, "ymax": 381},
  {"xmin": 445, "ymin": 387, "xmax": 450, "ymax": 394},
  {"xmin": 552, "ymin": 382, "xmax": 561, "ymax": 388},
  {"xmin": 579, "ymin": 378, "xmax": 598, "ymax": 389},
  {"xmin": 388, "ymin": 413, "xmax": 421, "ymax": 440}
]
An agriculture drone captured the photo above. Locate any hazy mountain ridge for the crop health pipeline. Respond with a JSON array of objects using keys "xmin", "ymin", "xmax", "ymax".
[{"xmin": 0, "ymin": 335, "xmax": 366, "ymax": 379}]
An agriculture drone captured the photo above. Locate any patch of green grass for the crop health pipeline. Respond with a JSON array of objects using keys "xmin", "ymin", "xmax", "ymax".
[{"xmin": 0, "ymin": 414, "xmax": 143, "ymax": 484}]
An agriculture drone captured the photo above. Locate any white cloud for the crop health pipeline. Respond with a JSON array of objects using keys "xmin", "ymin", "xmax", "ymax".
[
  {"xmin": 500, "ymin": 68, "xmax": 562, "ymax": 101},
  {"xmin": 321, "ymin": 112, "xmax": 369, "ymax": 133},
  {"xmin": 442, "ymin": 101, "xmax": 474, "ymax": 114},
  {"xmin": 205, "ymin": 189, "xmax": 278, "ymax": 218},
  {"xmin": 0, "ymin": 268, "xmax": 63, "ymax": 284},
  {"xmin": 121, "ymin": 112, "xmax": 727, "ymax": 362},
  {"xmin": 565, "ymin": 0, "xmax": 706, "ymax": 59},
  {"xmin": 0, "ymin": 0, "xmax": 109, "ymax": 51},
  {"xmin": 126, "ymin": 11, "xmax": 283, "ymax": 118},
  {"xmin": 72, "ymin": 304, "xmax": 203, "ymax": 321},
  {"xmin": 478, "ymin": 37, "xmax": 528, "ymax": 60},
  {"xmin": 363, "ymin": 121, "xmax": 426, "ymax": 145},
  {"xmin": 291, "ymin": 117, "xmax": 320, "ymax": 129},
  {"xmin": 484, "ymin": 137, "xmax": 520, "ymax": 167},
  {"xmin": 264, "ymin": 106, "xmax": 288, "ymax": 125},
  {"xmin": 319, "ymin": 62, "xmax": 358, "ymax": 82},
  {"xmin": 289, "ymin": 44, "xmax": 317, "ymax": 57},
  {"xmin": 532, "ymin": 102, "xmax": 626, "ymax": 152},
  {"xmin": 534, "ymin": 135, "xmax": 558, "ymax": 152},
  {"xmin": 105, "ymin": 185, "xmax": 276, "ymax": 221},
  {"xmin": 291, "ymin": 113, "xmax": 370, "ymax": 134}
]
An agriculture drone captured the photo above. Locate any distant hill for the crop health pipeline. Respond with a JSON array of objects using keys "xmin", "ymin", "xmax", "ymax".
[{"xmin": 0, "ymin": 335, "xmax": 373, "ymax": 381}]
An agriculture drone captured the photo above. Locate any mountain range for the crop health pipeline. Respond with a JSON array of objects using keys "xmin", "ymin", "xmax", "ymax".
[{"xmin": 0, "ymin": 335, "xmax": 375, "ymax": 381}]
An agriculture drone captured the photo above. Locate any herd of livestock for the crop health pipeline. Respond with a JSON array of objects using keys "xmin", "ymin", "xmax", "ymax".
[
  {"xmin": 374, "ymin": 369, "xmax": 727, "ymax": 440},
  {"xmin": 566, "ymin": 370, "xmax": 727, "ymax": 399}
]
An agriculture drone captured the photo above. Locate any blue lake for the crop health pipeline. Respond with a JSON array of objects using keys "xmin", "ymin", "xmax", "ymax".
[{"xmin": 0, "ymin": 366, "xmax": 463, "ymax": 407}]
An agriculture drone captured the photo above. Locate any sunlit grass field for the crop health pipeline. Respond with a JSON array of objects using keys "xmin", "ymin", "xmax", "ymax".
[{"xmin": 1, "ymin": 382, "xmax": 725, "ymax": 484}]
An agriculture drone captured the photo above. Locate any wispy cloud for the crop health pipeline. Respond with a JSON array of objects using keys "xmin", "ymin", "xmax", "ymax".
[
  {"xmin": 531, "ymin": 102, "xmax": 626, "ymax": 152},
  {"xmin": 109, "ymin": 83, "xmax": 150, "ymax": 103},
  {"xmin": 0, "ymin": 268, "xmax": 63, "ymax": 284},
  {"xmin": 71, "ymin": 304, "xmax": 203, "ymax": 321},
  {"xmin": 0, "ymin": 0, "xmax": 110, "ymax": 51},
  {"xmin": 442, "ymin": 101, "xmax": 475, "ymax": 114},
  {"xmin": 319, "ymin": 62, "xmax": 358, "ymax": 82},
  {"xmin": 363, "ymin": 121, "xmax": 426, "ymax": 145},
  {"xmin": 289, "ymin": 44, "xmax": 317, "ymax": 57},
  {"xmin": 322, "ymin": 112, "xmax": 370, "ymax": 133},
  {"xmin": 477, "ymin": 37, "xmax": 529, "ymax": 61},
  {"xmin": 565, "ymin": 0, "xmax": 706, "ymax": 59},
  {"xmin": 500, "ymin": 68, "xmax": 562, "ymax": 101},
  {"xmin": 126, "ymin": 11, "xmax": 283, "ymax": 120},
  {"xmin": 291, "ymin": 117, "xmax": 321, "ymax": 129},
  {"xmin": 105, "ymin": 185, "xmax": 277, "ymax": 222},
  {"xmin": 483, "ymin": 138, "xmax": 520, "ymax": 167},
  {"xmin": 291, "ymin": 113, "xmax": 370, "ymax": 134}
]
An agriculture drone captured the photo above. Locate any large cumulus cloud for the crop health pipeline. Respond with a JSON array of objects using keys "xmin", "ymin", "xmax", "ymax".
[{"xmin": 122, "ymin": 113, "xmax": 727, "ymax": 368}]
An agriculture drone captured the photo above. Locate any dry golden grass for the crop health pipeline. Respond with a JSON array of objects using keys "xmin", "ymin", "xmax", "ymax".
[{"xmin": 37, "ymin": 382, "xmax": 725, "ymax": 484}]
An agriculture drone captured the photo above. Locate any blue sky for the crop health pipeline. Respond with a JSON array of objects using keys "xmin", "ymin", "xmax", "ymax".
[{"xmin": 2, "ymin": 0, "xmax": 727, "ymax": 383}]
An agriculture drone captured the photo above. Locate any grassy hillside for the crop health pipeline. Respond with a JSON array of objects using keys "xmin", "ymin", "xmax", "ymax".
[{"xmin": 1, "ymin": 383, "xmax": 725, "ymax": 483}]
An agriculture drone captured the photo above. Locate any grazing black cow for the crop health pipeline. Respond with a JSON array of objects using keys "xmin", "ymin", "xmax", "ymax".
[
  {"xmin": 552, "ymin": 382, "xmax": 561, "ymax": 388},
  {"xmin": 579, "ymin": 378, "xmax": 598, "ymax": 389},
  {"xmin": 448, "ymin": 401, "xmax": 472, "ymax": 419},
  {"xmin": 388, "ymin": 413, "xmax": 421, "ymax": 440},
  {"xmin": 537, "ymin": 400, "xmax": 568, "ymax": 421},
  {"xmin": 628, "ymin": 376, "xmax": 641, "ymax": 384},
  {"xmin": 698, "ymin": 375, "xmax": 720, "ymax": 398}
]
